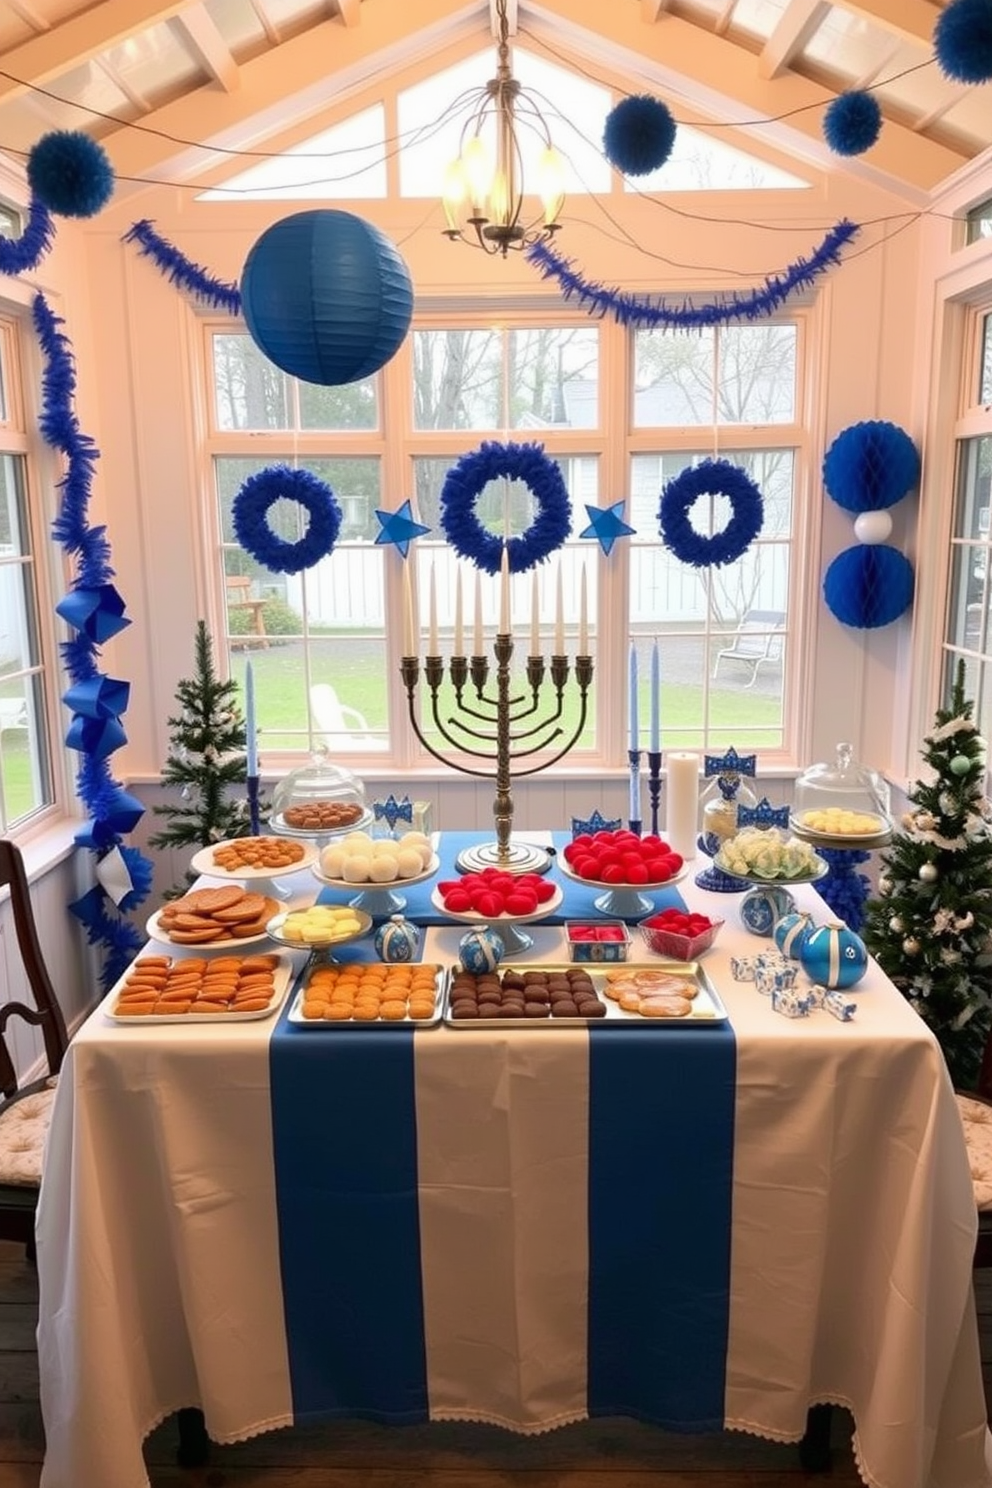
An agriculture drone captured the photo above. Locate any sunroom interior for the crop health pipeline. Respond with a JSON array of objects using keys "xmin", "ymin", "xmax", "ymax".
[{"xmin": 0, "ymin": 0, "xmax": 988, "ymax": 1041}]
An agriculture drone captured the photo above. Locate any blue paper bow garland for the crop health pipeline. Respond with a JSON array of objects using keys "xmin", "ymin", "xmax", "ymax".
[{"xmin": 33, "ymin": 293, "xmax": 153, "ymax": 987}]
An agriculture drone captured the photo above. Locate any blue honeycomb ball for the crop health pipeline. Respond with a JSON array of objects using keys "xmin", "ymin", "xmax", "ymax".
[
  {"xmin": 458, "ymin": 927, "xmax": 504, "ymax": 974},
  {"xmin": 374, "ymin": 914, "xmax": 421, "ymax": 963},
  {"xmin": 799, "ymin": 920, "xmax": 868, "ymax": 989},
  {"xmin": 740, "ymin": 884, "xmax": 797, "ymax": 937}
]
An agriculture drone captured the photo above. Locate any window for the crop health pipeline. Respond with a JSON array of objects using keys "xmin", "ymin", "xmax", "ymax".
[
  {"xmin": 204, "ymin": 308, "xmax": 810, "ymax": 768},
  {"xmin": 943, "ymin": 304, "xmax": 992, "ymax": 733},
  {"xmin": 629, "ymin": 323, "xmax": 803, "ymax": 754},
  {"xmin": 0, "ymin": 316, "xmax": 54, "ymax": 828},
  {"xmin": 966, "ymin": 198, "xmax": 992, "ymax": 246}
]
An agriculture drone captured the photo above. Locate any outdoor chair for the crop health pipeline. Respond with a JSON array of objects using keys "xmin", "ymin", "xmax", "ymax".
[
  {"xmin": 712, "ymin": 609, "xmax": 785, "ymax": 687},
  {"xmin": 226, "ymin": 575, "xmax": 268, "ymax": 648},
  {"xmin": 953, "ymin": 1030, "xmax": 992, "ymax": 1267},
  {"xmin": 309, "ymin": 683, "xmax": 385, "ymax": 750},
  {"xmin": 0, "ymin": 839, "xmax": 69, "ymax": 1262}
]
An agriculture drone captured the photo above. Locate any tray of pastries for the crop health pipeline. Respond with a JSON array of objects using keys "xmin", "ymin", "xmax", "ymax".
[
  {"xmin": 147, "ymin": 885, "xmax": 282, "ymax": 948},
  {"xmin": 442, "ymin": 963, "xmax": 729, "ymax": 1027},
  {"xmin": 288, "ymin": 960, "xmax": 444, "ymax": 1026},
  {"xmin": 108, "ymin": 951, "xmax": 293, "ymax": 1022}
]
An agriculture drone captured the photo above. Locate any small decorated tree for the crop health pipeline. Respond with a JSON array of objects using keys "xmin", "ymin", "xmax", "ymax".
[
  {"xmin": 863, "ymin": 661, "xmax": 992, "ymax": 1087},
  {"xmin": 149, "ymin": 621, "xmax": 261, "ymax": 894}
]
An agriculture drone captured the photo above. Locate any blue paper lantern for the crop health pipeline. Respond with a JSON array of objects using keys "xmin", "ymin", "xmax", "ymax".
[
  {"xmin": 823, "ymin": 544, "xmax": 914, "ymax": 629},
  {"xmin": 240, "ymin": 210, "xmax": 413, "ymax": 387}
]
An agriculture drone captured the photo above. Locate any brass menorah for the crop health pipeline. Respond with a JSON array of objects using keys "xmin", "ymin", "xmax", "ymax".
[{"xmin": 400, "ymin": 634, "xmax": 594, "ymax": 875}]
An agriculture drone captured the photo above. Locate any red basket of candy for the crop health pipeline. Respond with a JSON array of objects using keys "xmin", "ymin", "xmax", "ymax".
[{"xmin": 639, "ymin": 908, "xmax": 723, "ymax": 960}]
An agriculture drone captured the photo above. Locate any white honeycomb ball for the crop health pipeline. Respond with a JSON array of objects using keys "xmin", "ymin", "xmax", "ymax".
[
  {"xmin": 342, "ymin": 854, "xmax": 373, "ymax": 883},
  {"xmin": 396, "ymin": 847, "xmax": 425, "ymax": 879},
  {"xmin": 320, "ymin": 846, "xmax": 347, "ymax": 878},
  {"xmin": 369, "ymin": 855, "xmax": 400, "ymax": 883}
]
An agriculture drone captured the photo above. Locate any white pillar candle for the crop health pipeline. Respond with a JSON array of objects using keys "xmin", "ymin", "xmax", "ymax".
[
  {"xmin": 428, "ymin": 562, "xmax": 438, "ymax": 654},
  {"xmin": 530, "ymin": 568, "xmax": 540, "ymax": 655},
  {"xmin": 499, "ymin": 545, "xmax": 510, "ymax": 635},
  {"xmin": 554, "ymin": 564, "xmax": 564, "ymax": 653},
  {"xmin": 665, "ymin": 751, "xmax": 700, "ymax": 860},
  {"xmin": 402, "ymin": 564, "xmax": 416, "ymax": 657},
  {"xmin": 473, "ymin": 571, "xmax": 484, "ymax": 655},
  {"xmin": 579, "ymin": 566, "xmax": 588, "ymax": 654},
  {"xmin": 453, "ymin": 569, "xmax": 464, "ymax": 656}
]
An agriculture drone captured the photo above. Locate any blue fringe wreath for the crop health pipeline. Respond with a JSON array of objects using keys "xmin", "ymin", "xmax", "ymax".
[
  {"xmin": 0, "ymin": 196, "xmax": 55, "ymax": 277},
  {"xmin": 527, "ymin": 220, "xmax": 859, "ymax": 329},
  {"xmin": 439, "ymin": 441, "xmax": 572, "ymax": 574},
  {"xmin": 123, "ymin": 219, "xmax": 243, "ymax": 315},
  {"xmin": 659, "ymin": 460, "xmax": 764, "ymax": 569},
  {"xmin": 233, "ymin": 465, "xmax": 343, "ymax": 574},
  {"xmin": 33, "ymin": 293, "xmax": 153, "ymax": 989}
]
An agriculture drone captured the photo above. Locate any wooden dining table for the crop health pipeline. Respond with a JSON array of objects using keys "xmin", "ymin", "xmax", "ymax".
[{"xmin": 34, "ymin": 834, "xmax": 992, "ymax": 1488}]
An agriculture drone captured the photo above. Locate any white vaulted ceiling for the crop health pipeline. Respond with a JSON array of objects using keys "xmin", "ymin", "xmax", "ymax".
[{"xmin": 0, "ymin": 0, "xmax": 987, "ymax": 207}]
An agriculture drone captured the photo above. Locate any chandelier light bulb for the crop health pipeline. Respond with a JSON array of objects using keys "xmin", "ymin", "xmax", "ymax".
[
  {"xmin": 463, "ymin": 135, "xmax": 494, "ymax": 208},
  {"xmin": 537, "ymin": 146, "xmax": 566, "ymax": 225}
]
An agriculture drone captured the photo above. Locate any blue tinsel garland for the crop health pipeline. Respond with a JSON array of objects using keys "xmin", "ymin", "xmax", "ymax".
[
  {"xmin": 233, "ymin": 465, "xmax": 343, "ymax": 573},
  {"xmin": 439, "ymin": 441, "xmax": 572, "ymax": 574},
  {"xmin": 123, "ymin": 219, "xmax": 243, "ymax": 315},
  {"xmin": 527, "ymin": 221, "xmax": 859, "ymax": 329},
  {"xmin": 0, "ymin": 197, "xmax": 55, "ymax": 276},
  {"xmin": 32, "ymin": 293, "xmax": 153, "ymax": 989},
  {"xmin": 659, "ymin": 460, "xmax": 764, "ymax": 569}
]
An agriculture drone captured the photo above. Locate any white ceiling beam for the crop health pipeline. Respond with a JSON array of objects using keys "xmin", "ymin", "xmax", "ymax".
[
  {"xmin": 915, "ymin": 86, "xmax": 969, "ymax": 132},
  {"xmin": 248, "ymin": 0, "xmax": 281, "ymax": 45},
  {"xmin": 336, "ymin": 0, "xmax": 362, "ymax": 24},
  {"xmin": 0, "ymin": 0, "xmax": 191, "ymax": 107},
  {"xmin": 853, "ymin": 39, "xmax": 901, "ymax": 89},
  {"xmin": 174, "ymin": 3, "xmax": 240, "ymax": 92},
  {"xmin": 100, "ymin": 0, "xmax": 482, "ymax": 187},
  {"xmin": 95, "ymin": 56, "xmax": 150, "ymax": 113},
  {"xmin": 714, "ymin": 2, "xmax": 738, "ymax": 38},
  {"xmin": 829, "ymin": 0, "xmax": 937, "ymax": 47},
  {"xmin": 760, "ymin": 0, "xmax": 830, "ymax": 81},
  {"xmin": 4, "ymin": 1, "xmax": 50, "ymax": 30},
  {"xmin": 525, "ymin": 0, "xmax": 967, "ymax": 197},
  {"xmin": 639, "ymin": 0, "xmax": 673, "ymax": 20}
]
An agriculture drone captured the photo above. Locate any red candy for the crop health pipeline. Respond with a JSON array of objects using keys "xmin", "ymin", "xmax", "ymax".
[{"xmin": 562, "ymin": 829, "xmax": 683, "ymax": 886}]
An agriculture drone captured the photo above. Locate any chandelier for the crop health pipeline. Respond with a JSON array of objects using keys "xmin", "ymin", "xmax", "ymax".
[{"xmin": 441, "ymin": 0, "xmax": 566, "ymax": 256}]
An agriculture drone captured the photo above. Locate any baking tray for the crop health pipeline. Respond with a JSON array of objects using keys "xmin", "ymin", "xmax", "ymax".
[
  {"xmin": 441, "ymin": 962, "xmax": 730, "ymax": 1029},
  {"xmin": 106, "ymin": 953, "xmax": 295, "ymax": 1024},
  {"xmin": 287, "ymin": 961, "xmax": 445, "ymax": 1028}
]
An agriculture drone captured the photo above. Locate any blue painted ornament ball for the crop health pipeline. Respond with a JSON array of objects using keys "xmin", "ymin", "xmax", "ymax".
[
  {"xmin": 374, "ymin": 914, "xmax": 421, "ymax": 963},
  {"xmin": 799, "ymin": 920, "xmax": 868, "ymax": 989},
  {"xmin": 458, "ymin": 927, "xmax": 505, "ymax": 974},
  {"xmin": 740, "ymin": 884, "xmax": 797, "ymax": 937}
]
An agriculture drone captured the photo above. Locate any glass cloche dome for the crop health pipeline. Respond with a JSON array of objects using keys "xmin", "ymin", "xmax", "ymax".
[
  {"xmin": 270, "ymin": 753, "xmax": 369, "ymax": 836},
  {"xmin": 792, "ymin": 742, "xmax": 891, "ymax": 841}
]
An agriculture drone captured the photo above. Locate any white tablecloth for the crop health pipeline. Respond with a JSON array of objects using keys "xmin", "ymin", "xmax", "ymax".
[{"xmin": 35, "ymin": 875, "xmax": 992, "ymax": 1488}]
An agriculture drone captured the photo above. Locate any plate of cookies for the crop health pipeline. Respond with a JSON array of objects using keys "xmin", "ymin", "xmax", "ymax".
[
  {"xmin": 442, "ymin": 962, "xmax": 729, "ymax": 1027},
  {"xmin": 107, "ymin": 951, "xmax": 294, "ymax": 1022},
  {"xmin": 270, "ymin": 803, "xmax": 375, "ymax": 839},
  {"xmin": 288, "ymin": 961, "xmax": 444, "ymax": 1027},
  {"xmin": 146, "ymin": 885, "xmax": 283, "ymax": 948},
  {"xmin": 190, "ymin": 836, "xmax": 318, "ymax": 880}
]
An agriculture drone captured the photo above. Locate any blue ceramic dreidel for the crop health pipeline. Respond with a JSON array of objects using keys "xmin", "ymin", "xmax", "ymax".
[{"xmin": 374, "ymin": 913, "xmax": 421, "ymax": 963}]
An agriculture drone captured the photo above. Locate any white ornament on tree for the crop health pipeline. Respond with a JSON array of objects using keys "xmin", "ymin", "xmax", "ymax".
[
  {"xmin": 902, "ymin": 937, "xmax": 921, "ymax": 954},
  {"xmin": 889, "ymin": 915, "xmax": 904, "ymax": 933},
  {"xmin": 918, "ymin": 862, "xmax": 939, "ymax": 882}
]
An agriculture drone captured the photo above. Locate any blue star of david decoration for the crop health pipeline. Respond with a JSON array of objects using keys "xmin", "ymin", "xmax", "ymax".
[
  {"xmin": 374, "ymin": 499, "xmax": 430, "ymax": 558},
  {"xmin": 571, "ymin": 809, "xmax": 623, "ymax": 839},
  {"xmin": 578, "ymin": 500, "xmax": 636, "ymax": 556}
]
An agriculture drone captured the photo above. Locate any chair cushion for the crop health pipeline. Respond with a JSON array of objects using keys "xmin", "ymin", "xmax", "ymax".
[
  {"xmin": 0, "ymin": 1079, "xmax": 57, "ymax": 1187},
  {"xmin": 956, "ymin": 1093, "xmax": 992, "ymax": 1210}
]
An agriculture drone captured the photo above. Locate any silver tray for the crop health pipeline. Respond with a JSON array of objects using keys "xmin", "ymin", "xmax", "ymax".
[
  {"xmin": 287, "ymin": 962, "xmax": 445, "ymax": 1029},
  {"xmin": 107, "ymin": 954, "xmax": 295, "ymax": 1024},
  {"xmin": 441, "ymin": 962, "xmax": 729, "ymax": 1029},
  {"xmin": 788, "ymin": 815, "xmax": 892, "ymax": 851}
]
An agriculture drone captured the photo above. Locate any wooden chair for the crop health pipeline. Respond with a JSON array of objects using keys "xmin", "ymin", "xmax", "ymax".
[
  {"xmin": 226, "ymin": 575, "xmax": 268, "ymax": 648},
  {"xmin": 0, "ymin": 840, "xmax": 69, "ymax": 1261},
  {"xmin": 712, "ymin": 608, "xmax": 785, "ymax": 687}
]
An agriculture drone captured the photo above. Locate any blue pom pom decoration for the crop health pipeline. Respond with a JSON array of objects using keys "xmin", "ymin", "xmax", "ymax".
[
  {"xmin": 823, "ymin": 92, "xmax": 882, "ymax": 156},
  {"xmin": 27, "ymin": 131, "xmax": 114, "ymax": 218},
  {"xmin": 603, "ymin": 95, "xmax": 677, "ymax": 176},
  {"xmin": 822, "ymin": 420, "xmax": 920, "ymax": 513},
  {"xmin": 934, "ymin": 0, "xmax": 992, "ymax": 84},
  {"xmin": 823, "ymin": 544, "xmax": 914, "ymax": 628}
]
